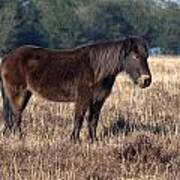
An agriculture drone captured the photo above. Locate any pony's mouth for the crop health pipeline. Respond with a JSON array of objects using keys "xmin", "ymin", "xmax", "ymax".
[{"xmin": 137, "ymin": 75, "xmax": 151, "ymax": 88}]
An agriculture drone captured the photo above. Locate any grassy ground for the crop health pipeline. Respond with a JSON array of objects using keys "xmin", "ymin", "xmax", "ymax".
[{"xmin": 0, "ymin": 56, "xmax": 180, "ymax": 180}]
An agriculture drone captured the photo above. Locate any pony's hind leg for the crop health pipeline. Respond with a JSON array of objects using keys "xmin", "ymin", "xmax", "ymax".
[
  {"xmin": 4, "ymin": 90, "xmax": 31, "ymax": 138},
  {"xmin": 12, "ymin": 90, "xmax": 31, "ymax": 137},
  {"xmin": 1, "ymin": 80, "xmax": 14, "ymax": 136},
  {"xmin": 2, "ymin": 94, "xmax": 14, "ymax": 137}
]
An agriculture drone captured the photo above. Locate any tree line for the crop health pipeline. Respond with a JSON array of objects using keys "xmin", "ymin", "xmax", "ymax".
[{"xmin": 0, "ymin": 0, "xmax": 180, "ymax": 55}]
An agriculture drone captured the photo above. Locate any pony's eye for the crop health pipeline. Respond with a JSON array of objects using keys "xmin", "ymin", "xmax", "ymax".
[{"xmin": 132, "ymin": 54, "xmax": 139, "ymax": 60}]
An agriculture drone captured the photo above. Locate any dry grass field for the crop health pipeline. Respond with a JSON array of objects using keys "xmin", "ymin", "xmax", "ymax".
[{"xmin": 0, "ymin": 56, "xmax": 180, "ymax": 180}]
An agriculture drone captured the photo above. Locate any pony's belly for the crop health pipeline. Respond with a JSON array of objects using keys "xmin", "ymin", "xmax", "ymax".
[
  {"xmin": 27, "ymin": 81, "xmax": 77, "ymax": 102},
  {"xmin": 37, "ymin": 89, "xmax": 76, "ymax": 102}
]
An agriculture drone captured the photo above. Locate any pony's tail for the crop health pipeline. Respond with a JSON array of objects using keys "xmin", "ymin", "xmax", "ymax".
[{"xmin": 0, "ymin": 63, "xmax": 14, "ymax": 133}]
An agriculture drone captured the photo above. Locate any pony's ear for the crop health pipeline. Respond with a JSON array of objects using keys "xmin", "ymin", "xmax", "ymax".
[{"xmin": 123, "ymin": 37, "xmax": 133, "ymax": 57}]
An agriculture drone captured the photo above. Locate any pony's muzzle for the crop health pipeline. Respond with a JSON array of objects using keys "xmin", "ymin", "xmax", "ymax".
[{"xmin": 137, "ymin": 75, "xmax": 151, "ymax": 88}]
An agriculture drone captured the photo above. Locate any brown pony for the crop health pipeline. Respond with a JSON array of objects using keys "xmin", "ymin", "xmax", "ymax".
[{"xmin": 0, "ymin": 36, "xmax": 151, "ymax": 142}]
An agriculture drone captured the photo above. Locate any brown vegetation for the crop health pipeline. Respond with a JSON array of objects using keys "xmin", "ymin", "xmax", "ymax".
[{"xmin": 0, "ymin": 56, "xmax": 179, "ymax": 180}]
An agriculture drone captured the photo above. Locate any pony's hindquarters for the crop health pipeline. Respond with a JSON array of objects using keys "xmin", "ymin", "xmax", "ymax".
[{"xmin": 0, "ymin": 60, "xmax": 31, "ymax": 137}]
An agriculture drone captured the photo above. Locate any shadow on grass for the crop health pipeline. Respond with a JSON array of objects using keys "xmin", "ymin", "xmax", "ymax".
[{"xmin": 101, "ymin": 114, "xmax": 171, "ymax": 138}]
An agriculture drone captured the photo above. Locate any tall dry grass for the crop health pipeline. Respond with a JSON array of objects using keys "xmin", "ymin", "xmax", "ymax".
[{"xmin": 0, "ymin": 56, "xmax": 180, "ymax": 180}]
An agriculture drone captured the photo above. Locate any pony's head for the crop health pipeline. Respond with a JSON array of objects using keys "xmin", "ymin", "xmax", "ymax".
[{"xmin": 122, "ymin": 36, "xmax": 151, "ymax": 88}]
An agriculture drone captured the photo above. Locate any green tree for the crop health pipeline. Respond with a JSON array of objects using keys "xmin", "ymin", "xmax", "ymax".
[
  {"xmin": 5, "ymin": 0, "xmax": 48, "ymax": 53},
  {"xmin": 159, "ymin": 1, "xmax": 180, "ymax": 53},
  {"xmin": 0, "ymin": 0, "xmax": 180, "ymax": 54},
  {"xmin": 0, "ymin": 0, "xmax": 17, "ymax": 55}
]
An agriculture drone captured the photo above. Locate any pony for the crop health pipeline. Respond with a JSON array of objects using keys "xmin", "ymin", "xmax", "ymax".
[{"xmin": 0, "ymin": 36, "xmax": 151, "ymax": 142}]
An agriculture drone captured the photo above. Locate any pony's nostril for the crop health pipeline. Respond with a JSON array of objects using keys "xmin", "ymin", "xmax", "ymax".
[
  {"xmin": 138, "ymin": 75, "xmax": 151, "ymax": 88},
  {"xmin": 144, "ymin": 78, "xmax": 151, "ymax": 86}
]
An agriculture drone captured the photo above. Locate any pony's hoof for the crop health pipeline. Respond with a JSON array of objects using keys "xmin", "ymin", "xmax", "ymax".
[
  {"xmin": 70, "ymin": 134, "xmax": 81, "ymax": 144},
  {"xmin": 2, "ymin": 126, "xmax": 11, "ymax": 138},
  {"xmin": 87, "ymin": 136, "xmax": 98, "ymax": 144},
  {"xmin": 12, "ymin": 128, "xmax": 23, "ymax": 139}
]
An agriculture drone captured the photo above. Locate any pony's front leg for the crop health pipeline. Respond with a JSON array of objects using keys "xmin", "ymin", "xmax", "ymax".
[
  {"xmin": 87, "ymin": 99, "xmax": 105, "ymax": 143},
  {"xmin": 70, "ymin": 98, "xmax": 91, "ymax": 143},
  {"xmin": 70, "ymin": 86, "xmax": 93, "ymax": 143},
  {"xmin": 70, "ymin": 113, "xmax": 84, "ymax": 143}
]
